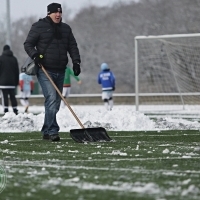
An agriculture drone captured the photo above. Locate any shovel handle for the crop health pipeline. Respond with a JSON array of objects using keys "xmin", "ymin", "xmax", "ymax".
[{"xmin": 40, "ymin": 65, "xmax": 85, "ymax": 129}]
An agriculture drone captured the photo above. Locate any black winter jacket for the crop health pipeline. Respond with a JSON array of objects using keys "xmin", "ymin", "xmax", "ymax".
[
  {"xmin": 0, "ymin": 50, "xmax": 19, "ymax": 88},
  {"xmin": 24, "ymin": 17, "xmax": 81, "ymax": 72}
]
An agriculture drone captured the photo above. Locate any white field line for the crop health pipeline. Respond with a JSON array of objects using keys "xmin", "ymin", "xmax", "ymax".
[
  {"xmin": 41, "ymin": 181, "xmax": 161, "ymax": 194},
  {"xmin": 1, "ymin": 148, "xmax": 199, "ymax": 156},
  {"xmin": 112, "ymin": 134, "xmax": 200, "ymax": 137},
  {"xmin": 2, "ymin": 160, "xmax": 200, "ymax": 174},
  {"xmin": 4, "ymin": 133, "xmax": 200, "ymax": 143},
  {"xmin": 3, "ymin": 138, "xmax": 72, "ymax": 142},
  {"xmin": 2, "ymin": 156, "xmax": 200, "ymax": 163}
]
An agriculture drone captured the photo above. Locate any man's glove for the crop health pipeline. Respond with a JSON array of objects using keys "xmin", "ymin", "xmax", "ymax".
[
  {"xmin": 21, "ymin": 89, "xmax": 23, "ymax": 92},
  {"xmin": 31, "ymin": 90, "xmax": 33, "ymax": 94},
  {"xmin": 112, "ymin": 86, "xmax": 115, "ymax": 91},
  {"xmin": 34, "ymin": 54, "xmax": 44, "ymax": 67},
  {"xmin": 73, "ymin": 63, "xmax": 81, "ymax": 76}
]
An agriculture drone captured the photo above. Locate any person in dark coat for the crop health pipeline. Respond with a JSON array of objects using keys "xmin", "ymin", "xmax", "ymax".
[
  {"xmin": 0, "ymin": 45, "xmax": 19, "ymax": 115},
  {"xmin": 24, "ymin": 3, "xmax": 81, "ymax": 142}
]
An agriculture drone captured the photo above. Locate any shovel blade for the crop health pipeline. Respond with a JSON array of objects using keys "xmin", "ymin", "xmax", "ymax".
[{"xmin": 70, "ymin": 127, "xmax": 112, "ymax": 143}]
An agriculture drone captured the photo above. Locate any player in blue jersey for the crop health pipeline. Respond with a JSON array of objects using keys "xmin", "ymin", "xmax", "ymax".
[{"xmin": 98, "ymin": 63, "xmax": 115, "ymax": 111}]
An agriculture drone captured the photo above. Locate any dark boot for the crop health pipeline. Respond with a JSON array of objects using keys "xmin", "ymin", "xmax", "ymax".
[
  {"xmin": 4, "ymin": 108, "xmax": 8, "ymax": 114},
  {"xmin": 42, "ymin": 134, "xmax": 50, "ymax": 140},
  {"xmin": 50, "ymin": 134, "xmax": 60, "ymax": 142},
  {"xmin": 13, "ymin": 108, "xmax": 18, "ymax": 115}
]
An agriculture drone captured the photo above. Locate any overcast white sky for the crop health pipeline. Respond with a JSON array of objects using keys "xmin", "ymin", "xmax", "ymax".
[{"xmin": 1, "ymin": 0, "xmax": 128, "ymax": 21}]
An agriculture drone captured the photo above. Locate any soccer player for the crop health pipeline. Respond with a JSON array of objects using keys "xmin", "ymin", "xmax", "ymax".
[
  {"xmin": 61, "ymin": 65, "xmax": 81, "ymax": 108},
  {"xmin": 98, "ymin": 63, "xmax": 115, "ymax": 111},
  {"xmin": 19, "ymin": 68, "xmax": 34, "ymax": 113}
]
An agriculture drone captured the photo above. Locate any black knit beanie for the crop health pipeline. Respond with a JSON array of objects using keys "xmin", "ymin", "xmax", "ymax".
[
  {"xmin": 47, "ymin": 3, "xmax": 62, "ymax": 15},
  {"xmin": 3, "ymin": 45, "xmax": 10, "ymax": 51}
]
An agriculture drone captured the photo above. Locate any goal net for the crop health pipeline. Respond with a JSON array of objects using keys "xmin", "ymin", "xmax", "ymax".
[{"xmin": 135, "ymin": 33, "xmax": 200, "ymax": 111}]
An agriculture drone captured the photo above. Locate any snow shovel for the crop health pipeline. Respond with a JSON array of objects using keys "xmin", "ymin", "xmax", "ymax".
[{"xmin": 40, "ymin": 65, "xmax": 112, "ymax": 143}]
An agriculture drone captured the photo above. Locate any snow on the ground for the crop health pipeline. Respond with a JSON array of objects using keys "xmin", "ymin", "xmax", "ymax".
[{"xmin": 0, "ymin": 105, "xmax": 200, "ymax": 132}]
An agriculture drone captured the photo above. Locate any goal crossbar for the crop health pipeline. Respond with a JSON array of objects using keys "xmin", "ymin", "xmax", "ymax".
[{"xmin": 135, "ymin": 33, "xmax": 200, "ymax": 40}]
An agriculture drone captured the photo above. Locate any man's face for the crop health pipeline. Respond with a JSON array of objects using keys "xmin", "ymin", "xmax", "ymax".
[{"xmin": 49, "ymin": 12, "xmax": 62, "ymax": 23}]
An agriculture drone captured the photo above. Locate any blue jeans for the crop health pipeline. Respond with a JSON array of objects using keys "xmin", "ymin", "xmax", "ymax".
[{"xmin": 37, "ymin": 68, "xmax": 65, "ymax": 135}]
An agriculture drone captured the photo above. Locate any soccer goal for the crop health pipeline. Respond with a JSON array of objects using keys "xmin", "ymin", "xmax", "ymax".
[{"xmin": 135, "ymin": 33, "xmax": 200, "ymax": 111}]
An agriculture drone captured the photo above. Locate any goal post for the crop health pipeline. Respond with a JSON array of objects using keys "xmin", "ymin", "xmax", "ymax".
[{"xmin": 135, "ymin": 33, "xmax": 200, "ymax": 111}]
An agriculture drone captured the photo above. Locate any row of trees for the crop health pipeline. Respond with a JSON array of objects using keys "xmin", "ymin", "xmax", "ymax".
[{"xmin": 0, "ymin": 0, "xmax": 199, "ymax": 94}]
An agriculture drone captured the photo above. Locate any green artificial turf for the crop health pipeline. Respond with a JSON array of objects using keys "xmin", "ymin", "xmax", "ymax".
[{"xmin": 0, "ymin": 130, "xmax": 200, "ymax": 200}]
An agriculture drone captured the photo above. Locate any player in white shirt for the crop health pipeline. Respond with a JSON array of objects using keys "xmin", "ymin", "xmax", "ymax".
[{"xmin": 19, "ymin": 68, "xmax": 34, "ymax": 113}]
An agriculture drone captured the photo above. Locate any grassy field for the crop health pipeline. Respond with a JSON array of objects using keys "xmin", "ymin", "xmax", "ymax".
[{"xmin": 0, "ymin": 130, "xmax": 200, "ymax": 200}]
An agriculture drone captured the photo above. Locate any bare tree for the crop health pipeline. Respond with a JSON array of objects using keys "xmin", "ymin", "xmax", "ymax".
[{"xmin": 0, "ymin": 0, "xmax": 199, "ymax": 94}]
